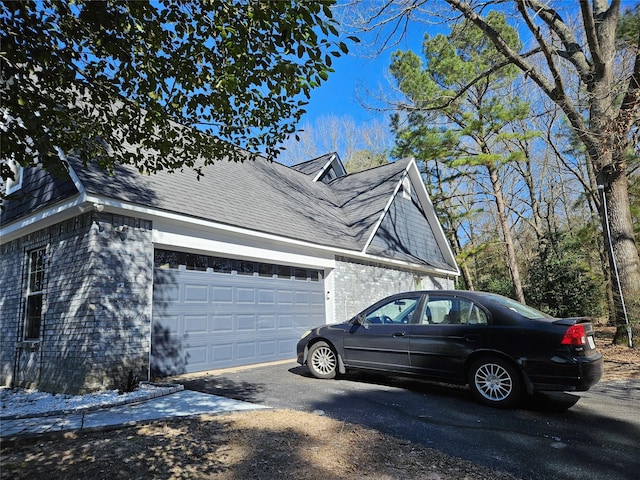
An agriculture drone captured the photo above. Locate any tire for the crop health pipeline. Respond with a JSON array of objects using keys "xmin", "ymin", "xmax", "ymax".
[
  {"xmin": 307, "ymin": 341, "xmax": 337, "ymax": 379},
  {"xmin": 468, "ymin": 356, "xmax": 522, "ymax": 408}
]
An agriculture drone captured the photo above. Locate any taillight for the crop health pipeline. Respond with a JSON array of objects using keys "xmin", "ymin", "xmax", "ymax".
[{"xmin": 561, "ymin": 324, "xmax": 586, "ymax": 345}]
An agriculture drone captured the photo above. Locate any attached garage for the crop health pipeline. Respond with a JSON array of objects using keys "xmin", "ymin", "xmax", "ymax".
[
  {"xmin": 2, "ymin": 151, "xmax": 460, "ymax": 394},
  {"xmin": 151, "ymin": 249, "xmax": 326, "ymax": 375}
]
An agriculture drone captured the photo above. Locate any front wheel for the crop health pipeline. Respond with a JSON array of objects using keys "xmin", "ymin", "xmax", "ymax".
[
  {"xmin": 307, "ymin": 341, "xmax": 337, "ymax": 379},
  {"xmin": 468, "ymin": 357, "xmax": 522, "ymax": 408}
]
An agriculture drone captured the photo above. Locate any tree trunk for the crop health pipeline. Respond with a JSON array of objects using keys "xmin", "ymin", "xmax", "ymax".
[
  {"xmin": 600, "ymin": 163, "xmax": 640, "ymax": 344},
  {"xmin": 446, "ymin": 223, "xmax": 475, "ymax": 290},
  {"xmin": 487, "ymin": 164, "xmax": 526, "ymax": 304}
]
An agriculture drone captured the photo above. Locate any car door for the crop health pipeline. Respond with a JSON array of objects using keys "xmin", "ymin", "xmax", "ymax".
[
  {"xmin": 342, "ymin": 293, "xmax": 422, "ymax": 374},
  {"xmin": 409, "ymin": 294, "xmax": 489, "ymax": 380}
]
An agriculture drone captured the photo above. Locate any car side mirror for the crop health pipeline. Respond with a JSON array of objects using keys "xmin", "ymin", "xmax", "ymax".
[{"xmin": 355, "ymin": 314, "xmax": 369, "ymax": 329}]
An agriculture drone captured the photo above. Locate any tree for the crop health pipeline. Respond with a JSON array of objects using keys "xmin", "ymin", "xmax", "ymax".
[
  {"xmin": 525, "ymin": 231, "xmax": 605, "ymax": 318},
  {"xmin": 346, "ymin": 149, "xmax": 388, "ymax": 173},
  {"xmin": 355, "ymin": 0, "xmax": 640, "ymax": 344},
  {"xmin": 276, "ymin": 115, "xmax": 392, "ymax": 168},
  {"xmin": 1, "ymin": 0, "xmax": 354, "ymax": 180},
  {"xmin": 390, "ymin": 12, "xmax": 529, "ymax": 303}
]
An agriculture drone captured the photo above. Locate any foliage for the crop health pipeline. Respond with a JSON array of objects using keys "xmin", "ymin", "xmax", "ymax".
[
  {"xmin": 525, "ymin": 233, "xmax": 604, "ymax": 318},
  {"xmin": 617, "ymin": 4, "xmax": 640, "ymax": 46},
  {"xmin": 390, "ymin": 12, "xmax": 530, "ymax": 301},
  {"xmin": 345, "ymin": 149, "xmax": 388, "ymax": 173},
  {"xmin": 110, "ymin": 365, "xmax": 143, "ymax": 394},
  {"xmin": 1, "ymin": 0, "xmax": 355, "ymax": 180},
  {"xmin": 465, "ymin": 240, "xmax": 515, "ymax": 298}
]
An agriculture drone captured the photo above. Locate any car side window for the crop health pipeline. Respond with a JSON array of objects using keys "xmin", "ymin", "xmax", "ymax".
[
  {"xmin": 365, "ymin": 297, "xmax": 419, "ymax": 325},
  {"xmin": 421, "ymin": 298, "xmax": 487, "ymax": 325},
  {"xmin": 466, "ymin": 303, "xmax": 488, "ymax": 325}
]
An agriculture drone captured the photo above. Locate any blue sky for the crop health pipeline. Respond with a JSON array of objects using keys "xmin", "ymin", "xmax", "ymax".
[
  {"xmin": 298, "ymin": 25, "xmax": 426, "ymax": 127},
  {"xmin": 298, "ymin": 1, "xmax": 640, "ymax": 130},
  {"xmin": 298, "ymin": 49, "xmax": 390, "ymax": 125}
]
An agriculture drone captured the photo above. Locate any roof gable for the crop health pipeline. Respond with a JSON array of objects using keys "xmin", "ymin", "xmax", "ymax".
[
  {"xmin": 367, "ymin": 180, "xmax": 451, "ymax": 269},
  {"xmin": 290, "ymin": 152, "xmax": 347, "ymax": 184},
  {"xmin": 328, "ymin": 158, "xmax": 410, "ymax": 246}
]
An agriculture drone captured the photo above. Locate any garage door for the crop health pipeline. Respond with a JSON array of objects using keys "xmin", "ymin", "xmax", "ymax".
[{"xmin": 151, "ymin": 250, "xmax": 326, "ymax": 375}]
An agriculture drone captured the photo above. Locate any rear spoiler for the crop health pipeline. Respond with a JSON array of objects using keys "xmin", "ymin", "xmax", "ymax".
[{"xmin": 552, "ymin": 317, "xmax": 594, "ymax": 327}]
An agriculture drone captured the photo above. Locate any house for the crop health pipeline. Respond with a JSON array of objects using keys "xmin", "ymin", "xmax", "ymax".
[{"xmin": 1, "ymin": 151, "xmax": 459, "ymax": 394}]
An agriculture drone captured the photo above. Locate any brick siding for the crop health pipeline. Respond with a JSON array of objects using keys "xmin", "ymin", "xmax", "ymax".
[
  {"xmin": 332, "ymin": 256, "xmax": 455, "ymax": 322},
  {"xmin": 0, "ymin": 212, "xmax": 153, "ymax": 394}
]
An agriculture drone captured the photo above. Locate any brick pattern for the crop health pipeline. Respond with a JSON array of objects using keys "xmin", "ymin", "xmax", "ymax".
[
  {"xmin": 332, "ymin": 257, "xmax": 454, "ymax": 321},
  {"xmin": 0, "ymin": 212, "xmax": 153, "ymax": 394}
]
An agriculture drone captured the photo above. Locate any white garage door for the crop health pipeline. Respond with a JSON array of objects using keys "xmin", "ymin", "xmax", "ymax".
[{"xmin": 151, "ymin": 250, "xmax": 326, "ymax": 375}]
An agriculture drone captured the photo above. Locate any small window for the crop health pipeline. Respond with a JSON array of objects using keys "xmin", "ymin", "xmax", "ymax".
[
  {"xmin": 185, "ymin": 253, "xmax": 208, "ymax": 271},
  {"xmin": 277, "ymin": 265, "xmax": 292, "ymax": 278},
  {"xmin": 154, "ymin": 249, "xmax": 180, "ymax": 269},
  {"xmin": 25, "ymin": 247, "xmax": 46, "ymax": 339},
  {"xmin": 211, "ymin": 257, "xmax": 234, "ymax": 274},
  {"xmin": 259, "ymin": 263, "xmax": 275, "ymax": 277},
  {"xmin": 5, "ymin": 159, "xmax": 24, "ymax": 195},
  {"xmin": 309, "ymin": 270, "xmax": 322, "ymax": 282},
  {"xmin": 236, "ymin": 261, "xmax": 255, "ymax": 276}
]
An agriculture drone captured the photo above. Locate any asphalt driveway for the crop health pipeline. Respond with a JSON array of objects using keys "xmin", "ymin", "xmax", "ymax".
[{"xmin": 174, "ymin": 360, "xmax": 640, "ymax": 480}]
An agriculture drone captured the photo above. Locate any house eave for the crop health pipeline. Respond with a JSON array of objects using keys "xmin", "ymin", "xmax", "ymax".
[
  {"xmin": 1, "ymin": 193, "xmax": 458, "ymax": 279},
  {"xmin": 0, "ymin": 193, "xmax": 89, "ymax": 244}
]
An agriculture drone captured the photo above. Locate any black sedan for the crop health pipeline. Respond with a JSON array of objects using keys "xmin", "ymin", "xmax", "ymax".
[{"xmin": 297, "ymin": 290, "xmax": 603, "ymax": 408}]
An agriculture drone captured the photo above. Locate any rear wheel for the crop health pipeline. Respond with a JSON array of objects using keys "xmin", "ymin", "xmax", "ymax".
[
  {"xmin": 307, "ymin": 341, "xmax": 337, "ymax": 379},
  {"xmin": 468, "ymin": 357, "xmax": 522, "ymax": 408}
]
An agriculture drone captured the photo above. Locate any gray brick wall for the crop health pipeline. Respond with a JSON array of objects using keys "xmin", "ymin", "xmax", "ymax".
[
  {"xmin": 332, "ymin": 256, "xmax": 455, "ymax": 322},
  {"xmin": 0, "ymin": 212, "xmax": 153, "ymax": 394}
]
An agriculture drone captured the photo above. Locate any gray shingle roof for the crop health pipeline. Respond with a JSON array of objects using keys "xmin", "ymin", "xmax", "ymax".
[
  {"xmin": 70, "ymin": 155, "xmax": 405, "ymax": 252},
  {"xmin": 328, "ymin": 158, "xmax": 410, "ymax": 246},
  {"xmin": 290, "ymin": 153, "xmax": 335, "ymax": 176}
]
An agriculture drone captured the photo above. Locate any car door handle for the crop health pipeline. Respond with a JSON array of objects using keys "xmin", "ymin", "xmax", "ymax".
[
  {"xmin": 464, "ymin": 334, "xmax": 481, "ymax": 343},
  {"xmin": 392, "ymin": 332, "xmax": 406, "ymax": 337}
]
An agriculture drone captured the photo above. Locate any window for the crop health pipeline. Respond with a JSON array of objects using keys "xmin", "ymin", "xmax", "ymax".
[
  {"xmin": 25, "ymin": 247, "xmax": 46, "ymax": 339},
  {"xmin": 277, "ymin": 265, "xmax": 292, "ymax": 278},
  {"xmin": 422, "ymin": 297, "xmax": 488, "ymax": 325},
  {"xmin": 236, "ymin": 261, "xmax": 255, "ymax": 276},
  {"xmin": 185, "ymin": 253, "xmax": 208, "ymax": 271},
  {"xmin": 402, "ymin": 175, "xmax": 412, "ymax": 200},
  {"xmin": 365, "ymin": 296, "xmax": 420, "ymax": 325},
  {"xmin": 211, "ymin": 257, "xmax": 234, "ymax": 273},
  {"xmin": 5, "ymin": 159, "xmax": 24, "ymax": 195},
  {"xmin": 259, "ymin": 263, "xmax": 275, "ymax": 277},
  {"xmin": 152, "ymin": 249, "xmax": 323, "ymax": 281}
]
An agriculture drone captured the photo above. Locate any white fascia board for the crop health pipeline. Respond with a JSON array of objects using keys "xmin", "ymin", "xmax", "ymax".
[
  {"xmin": 359, "ymin": 158, "xmax": 459, "ymax": 277},
  {"xmin": 406, "ymin": 159, "xmax": 460, "ymax": 276},
  {"xmin": 154, "ymin": 230, "xmax": 336, "ymax": 270},
  {"xmin": 57, "ymin": 148, "xmax": 86, "ymax": 195},
  {"xmin": 0, "ymin": 149, "xmax": 91, "ymax": 244},
  {"xmin": 94, "ymin": 194, "xmax": 457, "ymax": 276},
  {"xmin": 0, "ymin": 193, "xmax": 88, "ymax": 243}
]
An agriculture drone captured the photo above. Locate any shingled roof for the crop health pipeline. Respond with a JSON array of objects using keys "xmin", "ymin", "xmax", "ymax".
[
  {"xmin": 67, "ymin": 154, "xmax": 409, "ymax": 253},
  {"xmin": 1, "ymin": 147, "xmax": 459, "ymax": 272}
]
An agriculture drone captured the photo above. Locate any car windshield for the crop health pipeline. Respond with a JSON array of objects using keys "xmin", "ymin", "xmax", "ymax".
[{"xmin": 486, "ymin": 294, "xmax": 553, "ymax": 319}]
